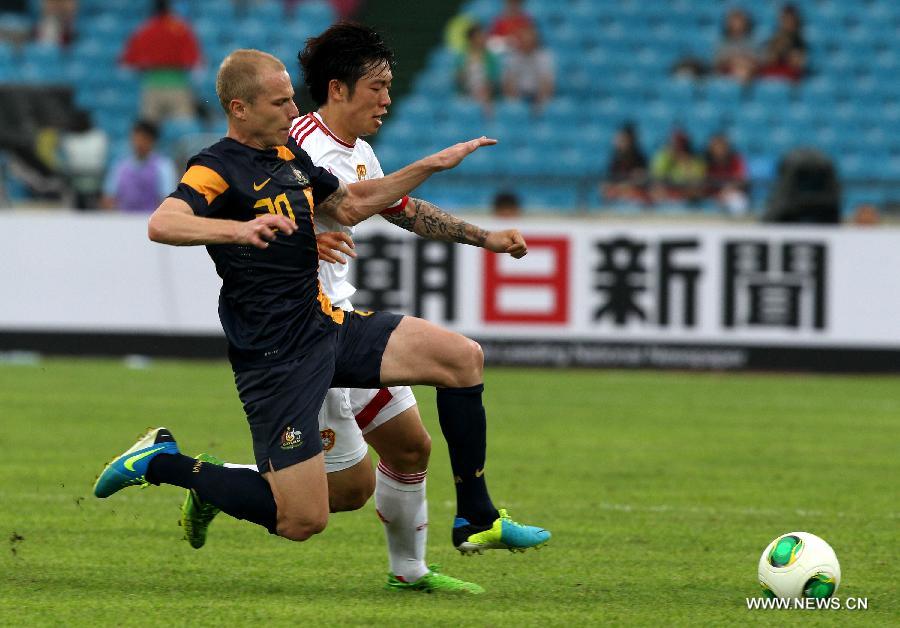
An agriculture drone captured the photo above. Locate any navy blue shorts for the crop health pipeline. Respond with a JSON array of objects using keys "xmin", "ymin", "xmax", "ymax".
[{"xmin": 234, "ymin": 310, "xmax": 404, "ymax": 472}]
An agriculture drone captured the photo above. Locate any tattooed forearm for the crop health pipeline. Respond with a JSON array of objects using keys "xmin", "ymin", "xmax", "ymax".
[
  {"xmin": 314, "ymin": 181, "xmax": 349, "ymax": 218},
  {"xmin": 382, "ymin": 197, "xmax": 489, "ymax": 247}
]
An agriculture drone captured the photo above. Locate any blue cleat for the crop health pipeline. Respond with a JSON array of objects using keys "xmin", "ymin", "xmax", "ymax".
[
  {"xmin": 452, "ymin": 508, "xmax": 551, "ymax": 555},
  {"xmin": 93, "ymin": 427, "xmax": 179, "ymax": 498}
]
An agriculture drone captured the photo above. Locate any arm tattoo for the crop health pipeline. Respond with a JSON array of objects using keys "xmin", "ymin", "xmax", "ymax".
[
  {"xmin": 314, "ymin": 181, "xmax": 348, "ymax": 218},
  {"xmin": 382, "ymin": 197, "xmax": 488, "ymax": 247}
]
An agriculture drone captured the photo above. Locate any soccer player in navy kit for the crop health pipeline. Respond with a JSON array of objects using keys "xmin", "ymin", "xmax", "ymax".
[
  {"xmin": 180, "ymin": 25, "xmax": 549, "ymax": 594},
  {"xmin": 93, "ymin": 49, "xmax": 549, "ymax": 564}
]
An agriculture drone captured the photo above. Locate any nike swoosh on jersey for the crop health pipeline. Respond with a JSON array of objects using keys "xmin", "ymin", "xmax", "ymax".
[
  {"xmin": 475, "ymin": 468, "xmax": 485, "ymax": 477},
  {"xmin": 124, "ymin": 447, "xmax": 166, "ymax": 471},
  {"xmin": 253, "ymin": 178, "xmax": 271, "ymax": 191}
]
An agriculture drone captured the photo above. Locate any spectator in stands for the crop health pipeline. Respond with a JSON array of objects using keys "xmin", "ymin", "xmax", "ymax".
[
  {"xmin": 502, "ymin": 25, "xmax": 555, "ymax": 111},
  {"xmin": 456, "ymin": 23, "xmax": 501, "ymax": 116},
  {"xmin": 704, "ymin": 133, "xmax": 749, "ymax": 215},
  {"xmin": 490, "ymin": 0, "xmax": 534, "ymax": 43},
  {"xmin": 602, "ymin": 122, "xmax": 649, "ymax": 204},
  {"xmin": 851, "ymin": 204, "xmax": 880, "ymax": 226},
  {"xmin": 492, "ymin": 190, "xmax": 521, "ymax": 217},
  {"xmin": 714, "ymin": 8, "xmax": 757, "ymax": 84},
  {"xmin": 759, "ymin": 4, "xmax": 807, "ymax": 81},
  {"xmin": 59, "ymin": 109, "xmax": 108, "ymax": 209},
  {"xmin": 120, "ymin": 0, "xmax": 201, "ymax": 122},
  {"xmin": 101, "ymin": 120, "xmax": 176, "ymax": 213},
  {"xmin": 32, "ymin": 0, "xmax": 78, "ymax": 48},
  {"xmin": 650, "ymin": 129, "xmax": 707, "ymax": 204},
  {"xmin": 445, "ymin": 12, "xmax": 476, "ymax": 54}
]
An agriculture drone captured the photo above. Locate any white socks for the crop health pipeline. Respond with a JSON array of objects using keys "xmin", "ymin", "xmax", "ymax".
[{"xmin": 375, "ymin": 461, "xmax": 429, "ymax": 582}]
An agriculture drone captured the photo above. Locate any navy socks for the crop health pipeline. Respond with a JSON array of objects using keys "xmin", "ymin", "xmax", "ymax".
[{"xmin": 436, "ymin": 384, "xmax": 499, "ymax": 525}]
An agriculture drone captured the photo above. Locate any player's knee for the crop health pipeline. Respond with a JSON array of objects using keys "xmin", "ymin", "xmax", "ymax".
[
  {"xmin": 404, "ymin": 431, "xmax": 432, "ymax": 470},
  {"xmin": 276, "ymin": 513, "xmax": 328, "ymax": 541},
  {"xmin": 330, "ymin": 480, "xmax": 374, "ymax": 513},
  {"xmin": 383, "ymin": 432, "xmax": 431, "ymax": 473},
  {"xmin": 447, "ymin": 338, "xmax": 483, "ymax": 386}
]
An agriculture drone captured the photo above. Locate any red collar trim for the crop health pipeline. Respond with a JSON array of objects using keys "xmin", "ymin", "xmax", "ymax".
[{"xmin": 313, "ymin": 112, "xmax": 356, "ymax": 149}]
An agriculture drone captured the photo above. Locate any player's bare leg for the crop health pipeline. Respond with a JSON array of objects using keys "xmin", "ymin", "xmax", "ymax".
[
  {"xmin": 380, "ymin": 317, "xmax": 483, "ymax": 389},
  {"xmin": 380, "ymin": 316, "xmax": 551, "ymax": 553},
  {"xmin": 326, "ymin": 453, "xmax": 375, "ymax": 512},
  {"xmin": 365, "ymin": 406, "xmax": 431, "ymax": 475},
  {"xmin": 262, "ymin": 453, "xmax": 330, "ymax": 541}
]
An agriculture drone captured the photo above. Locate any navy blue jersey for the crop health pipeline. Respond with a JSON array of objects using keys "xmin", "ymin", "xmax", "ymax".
[{"xmin": 170, "ymin": 136, "xmax": 343, "ymax": 370}]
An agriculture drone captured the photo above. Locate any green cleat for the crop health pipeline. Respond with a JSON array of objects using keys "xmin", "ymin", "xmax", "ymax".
[
  {"xmin": 453, "ymin": 508, "xmax": 551, "ymax": 555},
  {"xmin": 180, "ymin": 453, "xmax": 224, "ymax": 549},
  {"xmin": 385, "ymin": 564, "xmax": 484, "ymax": 594}
]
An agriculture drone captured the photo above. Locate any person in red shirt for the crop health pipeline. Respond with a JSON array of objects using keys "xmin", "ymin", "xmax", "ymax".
[
  {"xmin": 121, "ymin": 0, "xmax": 202, "ymax": 122},
  {"xmin": 758, "ymin": 4, "xmax": 807, "ymax": 81},
  {"xmin": 705, "ymin": 133, "xmax": 749, "ymax": 215},
  {"xmin": 489, "ymin": 0, "xmax": 534, "ymax": 42}
]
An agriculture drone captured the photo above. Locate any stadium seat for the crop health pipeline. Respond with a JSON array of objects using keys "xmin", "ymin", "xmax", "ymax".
[
  {"xmin": 701, "ymin": 78, "xmax": 744, "ymax": 107},
  {"xmin": 439, "ymin": 98, "xmax": 485, "ymax": 130},
  {"xmin": 752, "ymin": 81, "xmax": 794, "ymax": 108}
]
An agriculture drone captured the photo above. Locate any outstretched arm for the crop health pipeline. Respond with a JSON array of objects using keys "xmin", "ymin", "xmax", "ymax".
[
  {"xmin": 314, "ymin": 137, "xmax": 496, "ymax": 227},
  {"xmin": 148, "ymin": 197, "xmax": 297, "ymax": 248},
  {"xmin": 381, "ymin": 196, "xmax": 528, "ymax": 258}
]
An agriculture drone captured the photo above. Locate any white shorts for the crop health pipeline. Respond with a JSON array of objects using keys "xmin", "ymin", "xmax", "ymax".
[{"xmin": 318, "ymin": 385, "xmax": 417, "ymax": 473}]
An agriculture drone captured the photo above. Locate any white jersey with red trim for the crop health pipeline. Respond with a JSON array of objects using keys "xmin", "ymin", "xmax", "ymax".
[{"xmin": 289, "ymin": 112, "xmax": 402, "ymax": 309}]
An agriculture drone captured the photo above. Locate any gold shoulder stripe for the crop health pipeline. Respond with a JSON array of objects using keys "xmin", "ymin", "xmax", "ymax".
[
  {"xmin": 276, "ymin": 145, "xmax": 295, "ymax": 161},
  {"xmin": 181, "ymin": 165, "xmax": 229, "ymax": 205}
]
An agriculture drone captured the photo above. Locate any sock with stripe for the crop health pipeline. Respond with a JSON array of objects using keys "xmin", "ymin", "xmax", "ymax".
[
  {"xmin": 147, "ymin": 453, "xmax": 278, "ymax": 534},
  {"xmin": 436, "ymin": 383, "xmax": 499, "ymax": 526},
  {"xmin": 375, "ymin": 461, "xmax": 429, "ymax": 582}
]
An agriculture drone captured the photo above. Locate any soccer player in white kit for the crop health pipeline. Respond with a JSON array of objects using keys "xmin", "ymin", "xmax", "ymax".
[{"xmin": 181, "ymin": 24, "xmax": 550, "ymax": 594}]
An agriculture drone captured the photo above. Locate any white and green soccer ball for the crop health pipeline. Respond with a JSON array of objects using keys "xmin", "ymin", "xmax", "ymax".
[{"xmin": 758, "ymin": 532, "xmax": 841, "ymax": 599}]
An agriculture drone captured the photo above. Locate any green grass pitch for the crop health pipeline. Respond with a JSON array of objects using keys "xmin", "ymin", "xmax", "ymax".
[{"xmin": 1, "ymin": 358, "xmax": 898, "ymax": 626}]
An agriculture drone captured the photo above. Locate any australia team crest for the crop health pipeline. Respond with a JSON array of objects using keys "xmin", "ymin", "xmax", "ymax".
[
  {"xmin": 281, "ymin": 426, "xmax": 304, "ymax": 450},
  {"xmin": 290, "ymin": 165, "xmax": 310, "ymax": 187}
]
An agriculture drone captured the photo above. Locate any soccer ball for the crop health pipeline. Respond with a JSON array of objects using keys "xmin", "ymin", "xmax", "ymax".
[{"xmin": 758, "ymin": 532, "xmax": 841, "ymax": 599}]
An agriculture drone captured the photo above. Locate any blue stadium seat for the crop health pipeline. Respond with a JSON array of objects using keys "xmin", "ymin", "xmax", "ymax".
[
  {"xmin": 293, "ymin": 0, "xmax": 336, "ymax": 24},
  {"xmin": 228, "ymin": 17, "xmax": 269, "ymax": 50},
  {"xmin": 193, "ymin": 17, "xmax": 223, "ymax": 49},
  {"xmin": 440, "ymin": 98, "xmax": 485, "ymax": 129},
  {"xmin": 538, "ymin": 97, "xmax": 580, "ymax": 123},
  {"xmin": 161, "ymin": 118, "xmax": 203, "ymax": 145},
  {"xmin": 248, "ymin": 1, "xmax": 284, "ymax": 23},
  {"xmin": 71, "ymin": 39, "xmax": 116, "ymax": 67},
  {"xmin": 412, "ymin": 68, "xmax": 454, "ymax": 99},
  {"xmin": 752, "ymin": 81, "xmax": 794, "ymax": 108},
  {"xmin": 373, "ymin": 144, "xmax": 404, "ymax": 174},
  {"xmin": 516, "ymin": 181, "xmax": 579, "ymax": 212},
  {"xmin": 392, "ymin": 95, "xmax": 435, "ymax": 126},
  {"xmin": 494, "ymin": 99, "xmax": 531, "ymax": 126},
  {"xmin": 495, "ymin": 145, "xmax": 542, "ymax": 177},
  {"xmin": 379, "ymin": 118, "xmax": 420, "ymax": 145},
  {"xmin": 701, "ymin": 78, "xmax": 744, "ymax": 107},
  {"xmin": 78, "ymin": 13, "xmax": 130, "ymax": 41},
  {"xmin": 450, "ymin": 139, "xmax": 496, "ymax": 176}
]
